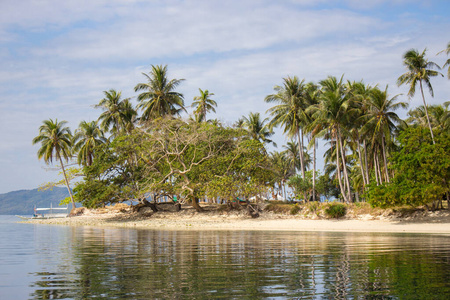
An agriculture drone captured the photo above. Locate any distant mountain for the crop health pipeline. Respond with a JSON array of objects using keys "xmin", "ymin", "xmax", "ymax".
[{"xmin": 0, "ymin": 187, "xmax": 70, "ymax": 215}]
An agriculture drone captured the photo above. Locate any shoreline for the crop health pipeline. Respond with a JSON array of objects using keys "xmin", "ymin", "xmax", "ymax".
[{"xmin": 23, "ymin": 208, "xmax": 450, "ymax": 234}]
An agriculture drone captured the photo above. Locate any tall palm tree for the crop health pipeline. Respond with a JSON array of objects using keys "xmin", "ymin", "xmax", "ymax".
[
  {"xmin": 265, "ymin": 76, "xmax": 308, "ymax": 180},
  {"xmin": 95, "ymin": 89, "xmax": 136, "ymax": 137},
  {"xmin": 134, "ymin": 64, "xmax": 185, "ymax": 123},
  {"xmin": 32, "ymin": 119, "xmax": 76, "ymax": 209},
  {"xmin": 308, "ymin": 75, "xmax": 352, "ymax": 202},
  {"xmin": 397, "ymin": 48, "xmax": 443, "ymax": 144},
  {"xmin": 73, "ymin": 120, "xmax": 106, "ymax": 166},
  {"xmin": 438, "ymin": 41, "xmax": 450, "ymax": 79},
  {"xmin": 241, "ymin": 112, "xmax": 275, "ymax": 147},
  {"xmin": 192, "ymin": 88, "xmax": 217, "ymax": 122},
  {"xmin": 360, "ymin": 86, "xmax": 408, "ymax": 183}
]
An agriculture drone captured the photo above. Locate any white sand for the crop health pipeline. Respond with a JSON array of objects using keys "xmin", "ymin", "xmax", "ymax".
[{"xmin": 25, "ymin": 209, "xmax": 450, "ymax": 234}]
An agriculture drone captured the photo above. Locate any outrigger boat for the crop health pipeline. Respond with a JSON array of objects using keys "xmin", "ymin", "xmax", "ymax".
[{"xmin": 16, "ymin": 204, "xmax": 69, "ymax": 220}]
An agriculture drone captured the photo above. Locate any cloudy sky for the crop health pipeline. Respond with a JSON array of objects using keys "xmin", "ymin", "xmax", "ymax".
[{"xmin": 0, "ymin": 0, "xmax": 449, "ymax": 194}]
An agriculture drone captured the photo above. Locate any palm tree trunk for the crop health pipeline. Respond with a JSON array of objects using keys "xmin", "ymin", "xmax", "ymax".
[
  {"xmin": 356, "ymin": 136, "xmax": 366, "ymax": 187},
  {"xmin": 419, "ymin": 81, "xmax": 436, "ymax": 144},
  {"xmin": 335, "ymin": 137, "xmax": 348, "ymax": 203},
  {"xmin": 297, "ymin": 129, "xmax": 305, "ymax": 179},
  {"xmin": 58, "ymin": 156, "xmax": 76, "ymax": 210},
  {"xmin": 312, "ymin": 137, "xmax": 316, "ymax": 202},
  {"xmin": 363, "ymin": 140, "xmax": 370, "ymax": 184},
  {"xmin": 375, "ymin": 149, "xmax": 383, "ymax": 184},
  {"xmin": 338, "ymin": 130, "xmax": 352, "ymax": 203},
  {"xmin": 381, "ymin": 134, "xmax": 390, "ymax": 183},
  {"xmin": 374, "ymin": 150, "xmax": 380, "ymax": 186}
]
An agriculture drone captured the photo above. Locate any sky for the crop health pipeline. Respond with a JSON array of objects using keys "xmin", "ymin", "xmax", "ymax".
[{"xmin": 0, "ymin": 0, "xmax": 449, "ymax": 194}]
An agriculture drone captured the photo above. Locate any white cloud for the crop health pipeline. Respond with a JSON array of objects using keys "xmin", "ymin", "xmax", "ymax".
[{"xmin": 0, "ymin": 0, "xmax": 449, "ymax": 193}]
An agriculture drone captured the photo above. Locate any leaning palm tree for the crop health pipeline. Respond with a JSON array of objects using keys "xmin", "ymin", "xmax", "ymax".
[
  {"xmin": 134, "ymin": 64, "xmax": 185, "ymax": 123},
  {"xmin": 95, "ymin": 89, "xmax": 136, "ymax": 137},
  {"xmin": 72, "ymin": 120, "xmax": 106, "ymax": 166},
  {"xmin": 32, "ymin": 119, "xmax": 76, "ymax": 209},
  {"xmin": 265, "ymin": 76, "xmax": 308, "ymax": 180},
  {"xmin": 192, "ymin": 88, "xmax": 217, "ymax": 123},
  {"xmin": 397, "ymin": 48, "xmax": 443, "ymax": 144}
]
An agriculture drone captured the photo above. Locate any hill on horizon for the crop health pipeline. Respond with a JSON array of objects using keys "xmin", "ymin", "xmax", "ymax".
[{"xmin": 0, "ymin": 187, "xmax": 70, "ymax": 215}]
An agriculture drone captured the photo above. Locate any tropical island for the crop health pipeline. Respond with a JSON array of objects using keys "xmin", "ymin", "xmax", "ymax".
[{"xmin": 30, "ymin": 43, "xmax": 450, "ymax": 229}]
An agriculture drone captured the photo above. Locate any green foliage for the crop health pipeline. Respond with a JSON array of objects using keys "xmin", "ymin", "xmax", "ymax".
[
  {"xmin": 324, "ymin": 202, "xmax": 347, "ymax": 219},
  {"xmin": 290, "ymin": 204, "xmax": 301, "ymax": 215},
  {"xmin": 366, "ymin": 127, "xmax": 450, "ymax": 208}
]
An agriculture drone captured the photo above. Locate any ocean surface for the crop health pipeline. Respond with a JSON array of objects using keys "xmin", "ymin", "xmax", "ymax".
[{"xmin": 1, "ymin": 215, "xmax": 450, "ymax": 299}]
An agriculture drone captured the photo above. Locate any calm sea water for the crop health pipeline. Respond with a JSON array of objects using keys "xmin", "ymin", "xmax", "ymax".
[{"xmin": 1, "ymin": 215, "xmax": 450, "ymax": 299}]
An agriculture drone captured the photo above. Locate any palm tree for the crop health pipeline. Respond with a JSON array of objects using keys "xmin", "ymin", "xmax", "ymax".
[
  {"xmin": 32, "ymin": 119, "xmax": 76, "ymax": 209},
  {"xmin": 265, "ymin": 76, "xmax": 308, "ymax": 180},
  {"xmin": 438, "ymin": 41, "xmax": 450, "ymax": 79},
  {"xmin": 283, "ymin": 140, "xmax": 311, "ymax": 170},
  {"xmin": 241, "ymin": 112, "xmax": 275, "ymax": 147},
  {"xmin": 407, "ymin": 103, "xmax": 450, "ymax": 132},
  {"xmin": 73, "ymin": 120, "xmax": 106, "ymax": 166},
  {"xmin": 269, "ymin": 151, "xmax": 295, "ymax": 200},
  {"xmin": 397, "ymin": 48, "xmax": 443, "ymax": 144},
  {"xmin": 134, "ymin": 64, "xmax": 185, "ymax": 123},
  {"xmin": 192, "ymin": 89, "xmax": 217, "ymax": 123},
  {"xmin": 95, "ymin": 89, "xmax": 136, "ymax": 137},
  {"xmin": 308, "ymin": 75, "xmax": 352, "ymax": 202},
  {"xmin": 360, "ymin": 86, "xmax": 408, "ymax": 183}
]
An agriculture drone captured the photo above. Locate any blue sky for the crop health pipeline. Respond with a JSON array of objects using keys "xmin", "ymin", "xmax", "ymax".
[{"xmin": 0, "ymin": 0, "xmax": 449, "ymax": 194}]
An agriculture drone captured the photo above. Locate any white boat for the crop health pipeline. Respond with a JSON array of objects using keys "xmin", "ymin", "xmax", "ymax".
[{"xmin": 16, "ymin": 204, "xmax": 69, "ymax": 220}]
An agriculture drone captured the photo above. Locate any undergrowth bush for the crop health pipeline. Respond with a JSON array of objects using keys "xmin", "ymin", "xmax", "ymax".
[
  {"xmin": 290, "ymin": 204, "xmax": 301, "ymax": 215},
  {"xmin": 265, "ymin": 202, "xmax": 294, "ymax": 214},
  {"xmin": 324, "ymin": 203, "xmax": 347, "ymax": 219}
]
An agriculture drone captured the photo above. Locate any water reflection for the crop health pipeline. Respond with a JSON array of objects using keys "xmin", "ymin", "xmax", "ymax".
[{"xmin": 28, "ymin": 228, "xmax": 450, "ymax": 299}]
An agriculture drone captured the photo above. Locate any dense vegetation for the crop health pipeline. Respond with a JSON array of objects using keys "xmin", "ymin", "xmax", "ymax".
[{"xmin": 32, "ymin": 44, "xmax": 450, "ymax": 211}]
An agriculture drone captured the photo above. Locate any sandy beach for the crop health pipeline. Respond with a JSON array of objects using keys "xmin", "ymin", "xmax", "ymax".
[{"xmin": 24, "ymin": 205, "xmax": 450, "ymax": 234}]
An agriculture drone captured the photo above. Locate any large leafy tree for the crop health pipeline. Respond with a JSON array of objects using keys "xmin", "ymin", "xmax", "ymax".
[
  {"xmin": 397, "ymin": 48, "xmax": 443, "ymax": 144},
  {"xmin": 95, "ymin": 89, "xmax": 136, "ymax": 137},
  {"xmin": 265, "ymin": 76, "xmax": 308, "ymax": 180},
  {"xmin": 32, "ymin": 119, "xmax": 76, "ymax": 209},
  {"xmin": 366, "ymin": 127, "xmax": 450, "ymax": 209},
  {"xmin": 192, "ymin": 88, "xmax": 217, "ymax": 123},
  {"xmin": 134, "ymin": 64, "xmax": 185, "ymax": 122},
  {"xmin": 73, "ymin": 120, "xmax": 106, "ymax": 166}
]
